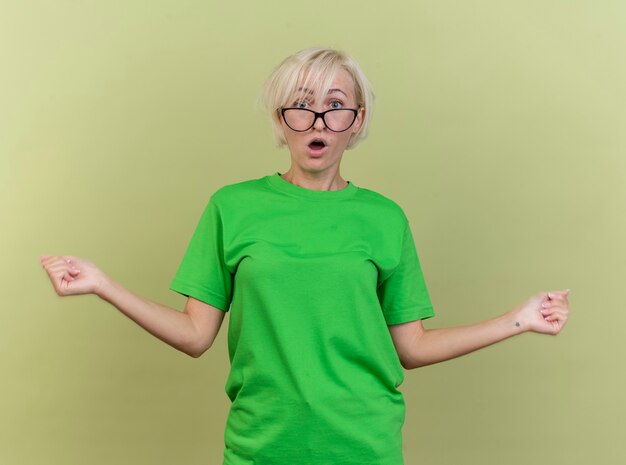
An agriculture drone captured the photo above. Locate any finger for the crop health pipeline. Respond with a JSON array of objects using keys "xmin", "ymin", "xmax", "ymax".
[
  {"xmin": 46, "ymin": 258, "xmax": 80, "ymax": 273},
  {"xmin": 63, "ymin": 267, "xmax": 78, "ymax": 280},
  {"xmin": 550, "ymin": 321, "xmax": 562, "ymax": 335},
  {"xmin": 46, "ymin": 262, "xmax": 72, "ymax": 274},
  {"xmin": 544, "ymin": 293, "xmax": 568, "ymax": 306},
  {"xmin": 53, "ymin": 278, "xmax": 71, "ymax": 295},
  {"xmin": 44, "ymin": 263, "xmax": 74, "ymax": 284},
  {"xmin": 43, "ymin": 257, "xmax": 67, "ymax": 269},
  {"xmin": 56, "ymin": 268, "xmax": 75, "ymax": 282},
  {"xmin": 541, "ymin": 301, "xmax": 567, "ymax": 311},
  {"xmin": 542, "ymin": 309, "xmax": 562, "ymax": 321},
  {"xmin": 543, "ymin": 308, "xmax": 568, "ymax": 323},
  {"xmin": 41, "ymin": 255, "xmax": 60, "ymax": 267},
  {"xmin": 548, "ymin": 289, "xmax": 570, "ymax": 301},
  {"xmin": 65, "ymin": 266, "xmax": 79, "ymax": 276},
  {"xmin": 547, "ymin": 318, "xmax": 566, "ymax": 334},
  {"xmin": 550, "ymin": 294, "xmax": 569, "ymax": 306},
  {"xmin": 544, "ymin": 297, "xmax": 566, "ymax": 308},
  {"xmin": 537, "ymin": 316, "xmax": 561, "ymax": 335},
  {"xmin": 540, "ymin": 304, "xmax": 567, "ymax": 317},
  {"xmin": 48, "ymin": 256, "xmax": 74, "ymax": 265},
  {"xmin": 547, "ymin": 316, "xmax": 568, "ymax": 329},
  {"xmin": 49, "ymin": 271, "xmax": 70, "ymax": 294}
]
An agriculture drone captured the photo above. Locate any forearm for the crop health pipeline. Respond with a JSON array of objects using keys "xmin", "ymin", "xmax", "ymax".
[
  {"xmin": 408, "ymin": 309, "xmax": 526, "ymax": 369},
  {"xmin": 96, "ymin": 276, "xmax": 199, "ymax": 357}
]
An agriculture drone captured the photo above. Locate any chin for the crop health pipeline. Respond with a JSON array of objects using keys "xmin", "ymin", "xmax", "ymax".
[{"xmin": 306, "ymin": 157, "xmax": 341, "ymax": 171}]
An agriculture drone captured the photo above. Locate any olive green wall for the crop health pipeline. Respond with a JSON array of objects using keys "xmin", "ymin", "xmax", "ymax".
[{"xmin": 2, "ymin": 1, "xmax": 623, "ymax": 464}]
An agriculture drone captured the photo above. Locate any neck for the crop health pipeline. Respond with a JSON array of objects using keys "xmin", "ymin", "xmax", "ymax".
[{"xmin": 280, "ymin": 168, "xmax": 348, "ymax": 192}]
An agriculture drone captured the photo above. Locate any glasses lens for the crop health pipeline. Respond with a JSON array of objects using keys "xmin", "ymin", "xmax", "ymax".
[
  {"xmin": 325, "ymin": 109, "xmax": 356, "ymax": 132},
  {"xmin": 283, "ymin": 109, "xmax": 314, "ymax": 131},
  {"xmin": 282, "ymin": 108, "xmax": 357, "ymax": 132}
]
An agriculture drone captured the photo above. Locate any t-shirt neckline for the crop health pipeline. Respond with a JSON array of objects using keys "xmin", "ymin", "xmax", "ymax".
[{"xmin": 266, "ymin": 171, "xmax": 358, "ymax": 200}]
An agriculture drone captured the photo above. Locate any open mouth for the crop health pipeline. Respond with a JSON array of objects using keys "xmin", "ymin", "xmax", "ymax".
[
  {"xmin": 307, "ymin": 138, "xmax": 328, "ymax": 156},
  {"xmin": 309, "ymin": 140, "xmax": 326, "ymax": 150}
]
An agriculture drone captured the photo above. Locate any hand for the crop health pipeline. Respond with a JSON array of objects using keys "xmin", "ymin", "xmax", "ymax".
[
  {"xmin": 514, "ymin": 289, "xmax": 570, "ymax": 335},
  {"xmin": 40, "ymin": 255, "xmax": 108, "ymax": 297}
]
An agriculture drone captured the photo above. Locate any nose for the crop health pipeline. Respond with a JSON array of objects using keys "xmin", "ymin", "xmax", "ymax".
[{"xmin": 312, "ymin": 113, "xmax": 326, "ymax": 131}]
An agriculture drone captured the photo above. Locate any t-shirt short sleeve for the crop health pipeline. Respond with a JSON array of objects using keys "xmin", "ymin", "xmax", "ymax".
[
  {"xmin": 169, "ymin": 196, "xmax": 233, "ymax": 312},
  {"xmin": 377, "ymin": 221, "xmax": 435, "ymax": 325}
]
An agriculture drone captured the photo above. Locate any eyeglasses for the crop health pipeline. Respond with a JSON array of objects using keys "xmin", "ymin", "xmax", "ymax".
[{"xmin": 280, "ymin": 107, "xmax": 359, "ymax": 132}]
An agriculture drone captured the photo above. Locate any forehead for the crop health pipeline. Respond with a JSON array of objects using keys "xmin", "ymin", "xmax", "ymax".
[
  {"xmin": 329, "ymin": 68, "xmax": 355, "ymax": 96},
  {"xmin": 294, "ymin": 67, "xmax": 355, "ymax": 100}
]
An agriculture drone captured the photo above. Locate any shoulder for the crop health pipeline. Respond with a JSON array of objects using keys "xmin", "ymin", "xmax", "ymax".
[
  {"xmin": 209, "ymin": 175, "xmax": 268, "ymax": 206},
  {"xmin": 354, "ymin": 185, "xmax": 409, "ymax": 225}
]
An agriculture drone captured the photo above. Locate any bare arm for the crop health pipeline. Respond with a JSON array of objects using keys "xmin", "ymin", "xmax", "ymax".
[
  {"xmin": 97, "ymin": 277, "xmax": 225, "ymax": 357},
  {"xmin": 388, "ymin": 290, "xmax": 570, "ymax": 369},
  {"xmin": 40, "ymin": 255, "xmax": 226, "ymax": 358}
]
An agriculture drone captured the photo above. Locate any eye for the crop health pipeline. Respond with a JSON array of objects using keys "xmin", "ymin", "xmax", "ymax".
[
  {"xmin": 329, "ymin": 100, "xmax": 343, "ymax": 109},
  {"xmin": 294, "ymin": 100, "xmax": 309, "ymax": 109}
]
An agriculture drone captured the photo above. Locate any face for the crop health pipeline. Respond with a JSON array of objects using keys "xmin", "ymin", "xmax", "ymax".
[{"xmin": 279, "ymin": 68, "xmax": 365, "ymax": 174}]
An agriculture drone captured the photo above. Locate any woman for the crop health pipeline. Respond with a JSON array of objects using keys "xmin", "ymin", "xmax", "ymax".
[{"xmin": 40, "ymin": 47, "xmax": 570, "ymax": 465}]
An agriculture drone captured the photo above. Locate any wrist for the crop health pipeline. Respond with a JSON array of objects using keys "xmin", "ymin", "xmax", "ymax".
[
  {"xmin": 508, "ymin": 307, "xmax": 529, "ymax": 335},
  {"xmin": 95, "ymin": 273, "xmax": 114, "ymax": 300}
]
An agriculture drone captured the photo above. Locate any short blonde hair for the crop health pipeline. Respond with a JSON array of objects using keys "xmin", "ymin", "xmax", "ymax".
[{"xmin": 258, "ymin": 47, "xmax": 375, "ymax": 150}]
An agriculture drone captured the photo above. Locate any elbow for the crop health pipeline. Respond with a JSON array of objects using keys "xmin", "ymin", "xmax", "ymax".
[
  {"xmin": 186, "ymin": 342, "xmax": 211, "ymax": 358},
  {"xmin": 406, "ymin": 359, "xmax": 428, "ymax": 370},
  {"xmin": 402, "ymin": 353, "xmax": 431, "ymax": 370},
  {"xmin": 400, "ymin": 356, "xmax": 419, "ymax": 371},
  {"xmin": 185, "ymin": 347, "xmax": 201, "ymax": 358},
  {"xmin": 401, "ymin": 359, "xmax": 417, "ymax": 370},
  {"xmin": 185, "ymin": 347, "xmax": 207, "ymax": 358},
  {"xmin": 390, "ymin": 320, "xmax": 430, "ymax": 371},
  {"xmin": 181, "ymin": 337, "xmax": 212, "ymax": 358}
]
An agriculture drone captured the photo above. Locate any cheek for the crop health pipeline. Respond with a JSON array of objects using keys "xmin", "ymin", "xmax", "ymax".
[{"xmin": 329, "ymin": 134, "xmax": 351, "ymax": 151}]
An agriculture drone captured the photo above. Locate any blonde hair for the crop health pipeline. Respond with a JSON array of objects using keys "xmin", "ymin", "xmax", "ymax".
[{"xmin": 257, "ymin": 47, "xmax": 375, "ymax": 150}]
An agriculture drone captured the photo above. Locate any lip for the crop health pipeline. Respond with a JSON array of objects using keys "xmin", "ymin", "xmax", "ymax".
[
  {"xmin": 307, "ymin": 137, "xmax": 329, "ymax": 157},
  {"xmin": 307, "ymin": 144, "xmax": 328, "ymax": 157}
]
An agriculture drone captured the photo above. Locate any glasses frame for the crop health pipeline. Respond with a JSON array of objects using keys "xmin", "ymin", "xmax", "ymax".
[{"xmin": 280, "ymin": 107, "xmax": 360, "ymax": 133}]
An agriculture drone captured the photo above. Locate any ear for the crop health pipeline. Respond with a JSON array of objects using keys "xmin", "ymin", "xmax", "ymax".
[
  {"xmin": 351, "ymin": 107, "xmax": 366, "ymax": 135},
  {"xmin": 346, "ymin": 108, "xmax": 366, "ymax": 148}
]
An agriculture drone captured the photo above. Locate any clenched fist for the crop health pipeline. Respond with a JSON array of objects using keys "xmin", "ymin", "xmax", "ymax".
[
  {"xmin": 40, "ymin": 255, "xmax": 108, "ymax": 297},
  {"xmin": 515, "ymin": 289, "xmax": 570, "ymax": 335}
]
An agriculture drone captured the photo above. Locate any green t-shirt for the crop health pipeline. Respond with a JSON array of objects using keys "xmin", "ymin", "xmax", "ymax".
[{"xmin": 170, "ymin": 171, "xmax": 435, "ymax": 465}]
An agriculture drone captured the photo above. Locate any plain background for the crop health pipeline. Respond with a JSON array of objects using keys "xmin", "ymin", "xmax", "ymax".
[{"xmin": 2, "ymin": 1, "xmax": 624, "ymax": 464}]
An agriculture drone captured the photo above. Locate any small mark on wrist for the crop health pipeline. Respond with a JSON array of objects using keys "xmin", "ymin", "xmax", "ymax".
[{"xmin": 515, "ymin": 321, "xmax": 521, "ymax": 327}]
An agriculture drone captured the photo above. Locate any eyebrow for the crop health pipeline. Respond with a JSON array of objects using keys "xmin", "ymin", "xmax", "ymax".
[
  {"xmin": 296, "ymin": 87, "xmax": 348, "ymax": 98},
  {"xmin": 329, "ymin": 88, "xmax": 348, "ymax": 97}
]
